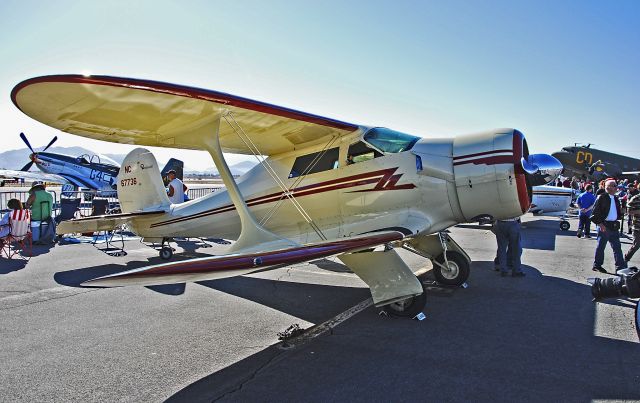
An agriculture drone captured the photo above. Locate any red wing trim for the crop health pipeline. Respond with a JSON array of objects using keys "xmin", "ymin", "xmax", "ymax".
[
  {"xmin": 12, "ymin": 75, "xmax": 358, "ymax": 132},
  {"xmin": 84, "ymin": 231, "xmax": 404, "ymax": 285}
]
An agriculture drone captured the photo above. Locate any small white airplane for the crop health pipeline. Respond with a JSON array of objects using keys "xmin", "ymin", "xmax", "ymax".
[
  {"xmin": 12, "ymin": 74, "xmax": 562, "ymax": 317},
  {"xmin": 530, "ymin": 185, "xmax": 573, "ymax": 230}
]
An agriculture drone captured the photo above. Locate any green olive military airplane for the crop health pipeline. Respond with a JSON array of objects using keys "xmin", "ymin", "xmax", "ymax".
[{"xmin": 552, "ymin": 144, "xmax": 640, "ymax": 181}]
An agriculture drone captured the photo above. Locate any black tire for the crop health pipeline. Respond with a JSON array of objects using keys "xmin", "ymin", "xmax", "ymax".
[
  {"xmin": 160, "ymin": 246, "xmax": 173, "ymax": 260},
  {"xmin": 560, "ymin": 220, "xmax": 570, "ymax": 231},
  {"xmin": 433, "ymin": 251, "xmax": 470, "ymax": 286},
  {"xmin": 382, "ymin": 282, "xmax": 427, "ymax": 318}
]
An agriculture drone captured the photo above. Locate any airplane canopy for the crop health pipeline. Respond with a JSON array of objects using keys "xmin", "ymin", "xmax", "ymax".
[{"xmin": 12, "ymin": 75, "xmax": 360, "ymax": 156}]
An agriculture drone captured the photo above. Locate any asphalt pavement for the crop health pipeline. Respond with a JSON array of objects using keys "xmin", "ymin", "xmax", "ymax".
[{"xmin": 1, "ymin": 214, "xmax": 638, "ymax": 402}]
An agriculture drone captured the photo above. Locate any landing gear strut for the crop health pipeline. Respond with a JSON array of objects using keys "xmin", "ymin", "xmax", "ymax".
[{"xmin": 433, "ymin": 251, "xmax": 470, "ymax": 286}]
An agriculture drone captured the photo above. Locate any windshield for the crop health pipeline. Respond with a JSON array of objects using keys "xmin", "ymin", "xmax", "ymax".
[{"xmin": 363, "ymin": 128, "xmax": 420, "ymax": 153}]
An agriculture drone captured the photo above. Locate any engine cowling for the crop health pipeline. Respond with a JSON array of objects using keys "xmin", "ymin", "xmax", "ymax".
[{"xmin": 411, "ymin": 128, "xmax": 561, "ymax": 223}]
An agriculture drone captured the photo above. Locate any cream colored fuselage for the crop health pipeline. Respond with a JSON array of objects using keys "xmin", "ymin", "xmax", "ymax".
[{"xmin": 124, "ymin": 128, "xmax": 530, "ymax": 243}]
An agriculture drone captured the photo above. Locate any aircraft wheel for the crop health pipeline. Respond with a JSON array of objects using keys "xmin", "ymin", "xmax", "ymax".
[
  {"xmin": 560, "ymin": 220, "xmax": 570, "ymax": 231},
  {"xmin": 382, "ymin": 283, "xmax": 426, "ymax": 318},
  {"xmin": 433, "ymin": 251, "xmax": 470, "ymax": 286},
  {"xmin": 160, "ymin": 246, "xmax": 173, "ymax": 260}
]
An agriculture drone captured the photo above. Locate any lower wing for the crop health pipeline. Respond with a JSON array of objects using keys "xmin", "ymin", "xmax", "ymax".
[{"xmin": 82, "ymin": 231, "xmax": 405, "ymax": 287}]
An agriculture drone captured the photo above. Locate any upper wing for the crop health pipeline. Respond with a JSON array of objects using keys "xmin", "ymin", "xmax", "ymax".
[
  {"xmin": 0, "ymin": 169, "xmax": 71, "ymax": 185},
  {"xmin": 12, "ymin": 75, "xmax": 360, "ymax": 156},
  {"xmin": 82, "ymin": 231, "xmax": 404, "ymax": 287}
]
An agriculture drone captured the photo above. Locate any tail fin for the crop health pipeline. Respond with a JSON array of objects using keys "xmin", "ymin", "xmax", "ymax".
[
  {"xmin": 160, "ymin": 158, "xmax": 185, "ymax": 186},
  {"xmin": 117, "ymin": 148, "xmax": 170, "ymax": 213}
]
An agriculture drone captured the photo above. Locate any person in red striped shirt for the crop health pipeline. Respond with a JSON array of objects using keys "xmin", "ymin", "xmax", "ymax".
[{"xmin": 0, "ymin": 199, "xmax": 27, "ymax": 243}]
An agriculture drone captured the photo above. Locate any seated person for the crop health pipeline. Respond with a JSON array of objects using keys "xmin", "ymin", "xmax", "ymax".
[
  {"xmin": 26, "ymin": 182, "xmax": 53, "ymax": 221},
  {"xmin": 0, "ymin": 199, "xmax": 29, "ymax": 247}
]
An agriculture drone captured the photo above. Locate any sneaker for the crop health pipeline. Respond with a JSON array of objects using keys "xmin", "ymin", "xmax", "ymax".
[
  {"xmin": 592, "ymin": 266, "xmax": 607, "ymax": 273},
  {"xmin": 512, "ymin": 271, "xmax": 526, "ymax": 277}
]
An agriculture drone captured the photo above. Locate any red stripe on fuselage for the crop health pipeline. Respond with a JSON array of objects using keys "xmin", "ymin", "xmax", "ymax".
[{"xmin": 150, "ymin": 167, "xmax": 414, "ymax": 228}]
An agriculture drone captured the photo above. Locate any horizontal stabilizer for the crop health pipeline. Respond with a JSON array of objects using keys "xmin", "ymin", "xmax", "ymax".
[
  {"xmin": 57, "ymin": 211, "xmax": 165, "ymax": 234},
  {"xmin": 82, "ymin": 231, "xmax": 404, "ymax": 287}
]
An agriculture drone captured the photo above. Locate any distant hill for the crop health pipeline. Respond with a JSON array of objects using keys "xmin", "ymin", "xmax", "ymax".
[{"xmin": 1, "ymin": 147, "xmax": 257, "ymax": 176}]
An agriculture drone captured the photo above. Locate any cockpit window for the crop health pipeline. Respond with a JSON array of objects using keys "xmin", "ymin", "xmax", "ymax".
[
  {"xmin": 347, "ymin": 141, "xmax": 383, "ymax": 165},
  {"xmin": 77, "ymin": 156, "xmax": 90, "ymax": 164},
  {"xmin": 289, "ymin": 147, "xmax": 339, "ymax": 178},
  {"xmin": 363, "ymin": 128, "xmax": 420, "ymax": 153}
]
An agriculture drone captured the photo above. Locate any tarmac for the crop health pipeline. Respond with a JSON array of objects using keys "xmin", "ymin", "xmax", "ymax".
[{"xmin": 1, "ymin": 214, "xmax": 639, "ymax": 402}]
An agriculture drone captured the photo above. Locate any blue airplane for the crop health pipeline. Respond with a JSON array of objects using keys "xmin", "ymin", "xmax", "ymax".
[
  {"xmin": 1, "ymin": 133, "xmax": 185, "ymax": 198},
  {"xmin": 0, "ymin": 132, "xmax": 119, "ymax": 195}
]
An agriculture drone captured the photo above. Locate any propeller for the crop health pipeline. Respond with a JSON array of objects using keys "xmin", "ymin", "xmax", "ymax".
[
  {"xmin": 521, "ymin": 154, "xmax": 563, "ymax": 186},
  {"xmin": 18, "ymin": 132, "xmax": 58, "ymax": 172}
]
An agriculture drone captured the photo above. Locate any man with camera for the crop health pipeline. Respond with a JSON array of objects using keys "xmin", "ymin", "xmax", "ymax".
[
  {"xmin": 624, "ymin": 189, "xmax": 640, "ymax": 263},
  {"xmin": 590, "ymin": 179, "xmax": 627, "ymax": 274}
]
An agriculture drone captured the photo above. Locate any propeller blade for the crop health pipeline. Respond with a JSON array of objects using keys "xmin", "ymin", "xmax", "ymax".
[
  {"xmin": 20, "ymin": 132, "xmax": 35, "ymax": 154},
  {"xmin": 42, "ymin": 136, "xmax": 58, "ymax": 152},
  {"xmin": 521, "ymin": 154, "xmax": 563, "ymax": 186},
  {"xmin": 20, "ymin": 161, "xmax": 34, "ymax": 172}
]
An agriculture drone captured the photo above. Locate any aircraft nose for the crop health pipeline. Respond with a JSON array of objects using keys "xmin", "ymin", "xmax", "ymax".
[{"xmin": 521, "ymin": 154, "xmax": 563, "ymax": 186}]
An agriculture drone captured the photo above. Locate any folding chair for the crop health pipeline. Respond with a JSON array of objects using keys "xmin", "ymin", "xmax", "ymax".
[
  {"xmin": 89, "ymin": 198, "xmax": 125, "ymax": 255},
  {"xmin": 0, "ymin": 209, "xmax": 32, "ymax": 259},
  {"xmin": 32, "ymin": 200, "xmax": 55, "ymax": 245},
  {"xmin": 56, "ymin": 198, "xmax": 81, "ymax": 224}
]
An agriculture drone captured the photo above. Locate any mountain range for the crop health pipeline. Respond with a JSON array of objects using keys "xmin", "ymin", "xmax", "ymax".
[{"xmin": 0, "ymin": 147, "xmax": 257, "ymax": 176}]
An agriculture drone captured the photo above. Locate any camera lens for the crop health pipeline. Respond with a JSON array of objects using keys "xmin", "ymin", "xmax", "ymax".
[{"xmin": 591, "ymin": 277, "xmax": 625, "ymax": 299}]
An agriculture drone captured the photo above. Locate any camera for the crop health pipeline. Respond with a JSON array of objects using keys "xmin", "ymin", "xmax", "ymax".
[{"xmin": 590, "ymin": 267, "xmax": 640, "ymax": 300}]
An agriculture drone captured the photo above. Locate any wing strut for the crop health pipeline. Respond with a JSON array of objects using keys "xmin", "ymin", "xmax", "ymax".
[
  {"xmin": 203, "ymin": 115, "xmax": 299, "ymax": 253},
  {"xmin": 223, "ymin": 111, "xmax": 329, "ymax": 240}
]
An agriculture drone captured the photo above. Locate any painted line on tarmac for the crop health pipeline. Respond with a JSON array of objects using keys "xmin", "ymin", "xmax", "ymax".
[
  {"xmin": 279, "ymin": 297, "xmax": 373, "ymax": 349},
  {"xmin": 0, "ymin": 286, "xmax": 99, "ymax": 310}
]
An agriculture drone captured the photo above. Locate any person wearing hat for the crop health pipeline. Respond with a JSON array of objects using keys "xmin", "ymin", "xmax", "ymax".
[
  {"xmin": 25, "ymin": 181, "xmax": 53, "ymax": 221},
  {"xmin": 166, "ymin": 170, "xmax": 187, "ymax": 204}
]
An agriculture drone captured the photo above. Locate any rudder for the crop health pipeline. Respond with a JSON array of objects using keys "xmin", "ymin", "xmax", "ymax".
[{"xmin": 118, "ymin": 148, "xmax": 170, "ymax": 213}]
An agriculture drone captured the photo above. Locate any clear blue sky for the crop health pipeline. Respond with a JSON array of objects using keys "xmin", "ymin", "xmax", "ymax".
[{"xmin": 1, "ymin": 0, "xmax": 638, "ymax": 170}]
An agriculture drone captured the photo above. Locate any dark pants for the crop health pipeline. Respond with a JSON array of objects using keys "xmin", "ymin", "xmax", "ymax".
[
  {"xmin": 578, "ymin": 214, "xmax": 591, "ymax": 237},
  {"xmin": 594, "ymin": 225, "xmax": 627, "ymax": 270},
  {"xmin": 624, "ymin": 230, "xmax": 640, "ymax": 262},
  {"xmin": 495, "ymin": 220, "xmax": 522, "ymax": 274}
]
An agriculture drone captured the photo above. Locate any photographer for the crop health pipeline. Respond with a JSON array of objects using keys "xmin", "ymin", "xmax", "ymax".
[{"xmin": 590, "ymin": 179, "xmax": 627, "ymax": 274}]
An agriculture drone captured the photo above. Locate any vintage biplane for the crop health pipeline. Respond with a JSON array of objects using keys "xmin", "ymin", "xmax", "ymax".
[{"xmin": 11, "ymin": 74, "xmax": 561, "ymax": 316}]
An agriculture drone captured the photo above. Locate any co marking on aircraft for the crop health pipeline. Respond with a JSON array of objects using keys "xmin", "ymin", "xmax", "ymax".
[
  {"xmin": 552, "ymin": 144, "xmax": 640, "ymax": 181},
  {"xmin": 11, "ymin": 74, "xmax": 562, "ymax": 317}
]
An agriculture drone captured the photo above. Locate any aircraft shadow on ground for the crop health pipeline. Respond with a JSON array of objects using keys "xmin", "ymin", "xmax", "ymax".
[{"xmin": 167, "ymin": 262, "xmax": 640, "ymax": 402}]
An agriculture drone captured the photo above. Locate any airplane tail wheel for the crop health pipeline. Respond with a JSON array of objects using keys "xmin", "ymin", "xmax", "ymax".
[
  {"xmin": 434, "ymin": 251, "xmax": 470, "ymax": 286},
  {"xmin": 560, "ymin": 220, "xmax": 570, "ymax": 231},
  {"xmin": 160, "ymin": 246, "xmax": 173, "ymax": 260},
  {"xmin": 382, "ymin": 282, "xmax": 426, "ymax": 318}
]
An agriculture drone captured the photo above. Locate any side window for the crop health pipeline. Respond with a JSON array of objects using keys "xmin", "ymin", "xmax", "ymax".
[
  {"xmin": 347, "ymin": 142, "xmax": 383, "ymax": 165},
  {"xmin": 289, "ymin": 147, "xmax": 340, "ymax": 178}
]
